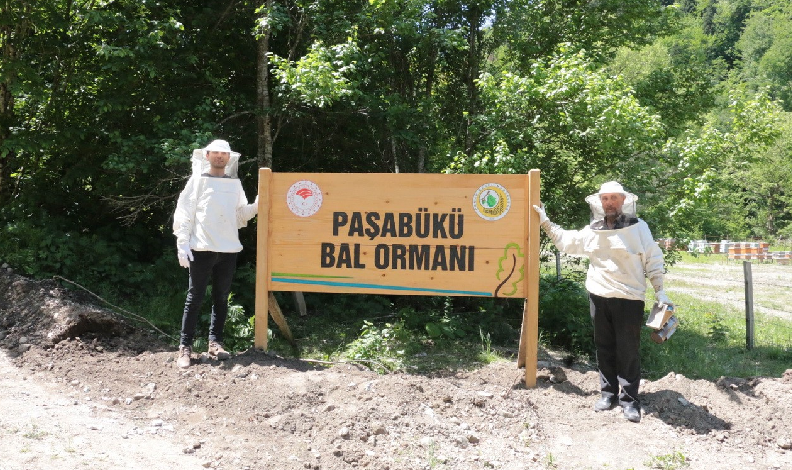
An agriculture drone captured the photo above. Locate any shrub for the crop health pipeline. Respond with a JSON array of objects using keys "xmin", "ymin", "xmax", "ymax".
[
  {"xmin": 538, "ymin": 275, "xmax": 594, "ymax": 357},
  {"xmin": 343, "ymin": 320, "xmax": 416, "ymax": 373}
]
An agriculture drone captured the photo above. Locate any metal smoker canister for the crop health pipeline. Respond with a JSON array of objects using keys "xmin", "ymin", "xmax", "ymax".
[{"xmin": 651, "ymin": 313, "xmax": 678, "ymax": 344}]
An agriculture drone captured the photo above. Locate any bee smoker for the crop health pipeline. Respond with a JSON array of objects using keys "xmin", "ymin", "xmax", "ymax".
[
  {"xmin": 650, "ymin": 311, "xmax": 678, "ymax": 343},
  {"xmin": 647, "ymin": 302, "xmax": 678, "ymax": 344}
]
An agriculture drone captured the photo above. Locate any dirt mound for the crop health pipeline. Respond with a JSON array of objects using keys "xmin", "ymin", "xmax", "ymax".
[
  {"xmin": 0, "ymin": 271, "xmax": 137, "ymax": 350},
  {"xmin": 1, "ymin": 269, "xmax": 792, "ymax": 470}
]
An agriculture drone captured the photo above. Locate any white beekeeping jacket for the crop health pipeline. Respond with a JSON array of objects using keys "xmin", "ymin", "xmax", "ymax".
[
  {"xmin": 542, "ymin": 220, "xmax": 665, "ymax": 301},
  {"xmin": 173, "ymin": 150, "xmax": 257, "ymax": 253}
]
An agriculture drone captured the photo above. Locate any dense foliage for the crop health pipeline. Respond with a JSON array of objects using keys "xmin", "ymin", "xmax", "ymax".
[{"xmin": 1, "ymin": 0, "xmax": 791, "ymax": 351}]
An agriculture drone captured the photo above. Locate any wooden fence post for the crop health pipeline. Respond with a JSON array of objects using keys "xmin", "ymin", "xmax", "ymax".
[
  {"xmin": 743, "ymin": 261, "xmax": 755, "ymax": 350},
  {"xmin": 555, "ymin": 251, "xmax": 561, "ymax": 281}
]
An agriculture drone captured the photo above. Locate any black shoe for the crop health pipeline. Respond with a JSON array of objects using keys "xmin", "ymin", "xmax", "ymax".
[
  {"xmin": 622, "ymin": 403, "xmax": 641, "ymax": 423},
  {"xmin": 594, "ymin": 396, "xmax": 615, "ymax": 412}
]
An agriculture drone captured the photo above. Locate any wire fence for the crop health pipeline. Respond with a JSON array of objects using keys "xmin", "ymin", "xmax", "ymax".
[
  {"xmin": 547, "ymin": 249, "xmax": 792, "ymax": 353},
  {"xmin": 739, "ymin": 261, "xmax": 792, "ymax": 352},
  {"xmin": 665, "ymin": 255, "xmax": 792, "ymax": 353},
  {"xmin": 753, "ymin": 315, "xmax": 792, "ymax": 351}
]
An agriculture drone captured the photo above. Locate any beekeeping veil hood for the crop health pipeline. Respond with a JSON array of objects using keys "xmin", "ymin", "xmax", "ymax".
[
  {"xmin": 190, "ymin": 139, "xmax": 240, "ymax": 178},
  {"xmin": 584, "ymin": 181, "xmax": 638, "ymax": 223}
]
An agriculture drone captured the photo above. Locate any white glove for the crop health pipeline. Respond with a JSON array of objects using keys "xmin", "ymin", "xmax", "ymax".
[
  {"xmin": 177, "ymin": 242, "xmax": 193, "ymax": 269},
  {"xmin": 655, "ymin": 290, "xmax": 673, "ymax": 307},
  {"xmin": 533, "ymin": 204, "xmax": 549, "ymax": 225}
]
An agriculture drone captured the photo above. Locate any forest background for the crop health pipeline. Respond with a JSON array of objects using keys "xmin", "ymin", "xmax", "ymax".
[{"xmin": 1, "ymin": 0, "xmax": 791, "ymax": 354}]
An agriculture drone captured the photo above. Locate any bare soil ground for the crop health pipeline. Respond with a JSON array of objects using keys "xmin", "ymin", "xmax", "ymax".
[{"xmin": 1, "ymin": 266, "xmax": 792, "ymax": 470}]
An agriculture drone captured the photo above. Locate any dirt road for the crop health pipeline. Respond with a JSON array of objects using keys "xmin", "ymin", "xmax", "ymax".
[{"xmin": 0, "ymin": 351, "xmax": 207, "ymax": 470}]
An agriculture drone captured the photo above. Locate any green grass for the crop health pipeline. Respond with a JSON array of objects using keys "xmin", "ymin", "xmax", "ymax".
[
  {"xmin": 640, "ymin": 251, "xmax": 792, "ymax": 379},
  {"xmin": 673, "ymin": 251, "xmax": 729, "ymax": 264},
  {"xmin": 22, "ymin": 424, "xmax": 47, "ymax": 440},
  {"xmin": 261, "ymin": 294, "xmax": 518, "ymax": 374},
  {"xmin": 268, "ymin": 314, "xmax": 510, "ymax": 374},
  {"xmin": 641, "ymin": 291, "xmax": 792, "ymax": 380},
  {"xmin": 645, "ymin": 451, "xmax": 689, "ymax": 469}
]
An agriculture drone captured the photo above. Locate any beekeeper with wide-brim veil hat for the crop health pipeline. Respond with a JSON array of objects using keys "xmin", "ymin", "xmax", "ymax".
[
  {"xmin": 190, "ymin": 139, "xmax": 241, "ymax": 179},
  {"xmin": 173, "ymin": 139, "xmax": 251, "ymax": 264},
  {"xmin": 584, "ymin": 180, "xmax": 638, "ymax": 228},
  {"xmin": 532, "ymin": 180, "xmax": 672, "ymax": 423},
  {"xmin": 171, "ymin": 139, "xmax": 258, "ymax": 369}
]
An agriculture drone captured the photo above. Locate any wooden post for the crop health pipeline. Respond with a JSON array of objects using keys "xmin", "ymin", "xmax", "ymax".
[
  {"xmin": 555, "ymin": 251, "xmax": 561, "ymax": 281},
  {"xmin": 517, "ymin": 174, "xmax": 530, "ymax": 369},
  {"xmin": 518, "ymin": 170, "xmax": 541, "ymax": 387},
  {"xmin": 255, "ymin": 168, "xmax": 272, "ymax": 350},
  {"xmin": 743, "ymin": 261, "xmax": 755, "ymax": 350},
  {"xmin": 293, "ymin": 291, "xmax": 307, "ymax": 316},
  {"xmin": 268, "ymin": 292, "xmax": 296, "ymax": 346}
]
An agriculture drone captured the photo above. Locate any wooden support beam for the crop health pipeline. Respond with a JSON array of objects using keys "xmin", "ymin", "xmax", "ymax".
[
  {"xmin": 254, "ymin": 168, "xmax": 272, "ymax": 350},
  {"xmin": 518, "ymin": 169, "xmax": 541, "ymax": 387}
]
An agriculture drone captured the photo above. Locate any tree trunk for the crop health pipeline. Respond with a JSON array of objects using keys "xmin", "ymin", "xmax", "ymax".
[
  {"xmin": 256, "ymin": 1, "xmax": 273, "ymax": 169},
  {"xmin": 419, "ymin": 26, "xmax": 437, "ymax": 175},
  {"xmin": 767, "ymin": 191, "xmax": 776, "ymax": 235},
  {"xmin": 463, "ymin": 5, "xmax": 482, "ymax": 157},
  {"xmin": 256, "ymin": 3, "xmax": 308, "ymax": 316},
  {"xmin": 392, "ymin": 136, "xmax": 399, "ymax": 173}
]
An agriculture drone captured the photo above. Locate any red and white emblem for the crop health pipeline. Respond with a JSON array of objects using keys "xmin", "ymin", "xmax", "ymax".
[{"xmin": 286, "ymin": 180, "xmax": 323, "ymax": 217}]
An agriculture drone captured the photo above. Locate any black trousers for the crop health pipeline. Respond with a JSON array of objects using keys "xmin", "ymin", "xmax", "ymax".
[
  {"xmin": 589, "ymin": 293, "xmax": 644, "ymax": 406},
  {"xmin": 180, "ymin": 251, "xmax": 238, "ymax": 347}
]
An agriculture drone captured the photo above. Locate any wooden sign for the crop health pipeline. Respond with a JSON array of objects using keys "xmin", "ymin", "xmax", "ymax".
[{"xmin": 255, "ymin": 170, "xmax": 541, "ymax": 386}]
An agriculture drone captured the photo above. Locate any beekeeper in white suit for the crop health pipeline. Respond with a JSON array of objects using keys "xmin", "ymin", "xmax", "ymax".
[
  {"xmin": 173, "ymin": 139, "xmax": 258, "ymax": 368},
  {"xmin": 533, "ymin": 181, "xmax": 672, "ymax": 423}
]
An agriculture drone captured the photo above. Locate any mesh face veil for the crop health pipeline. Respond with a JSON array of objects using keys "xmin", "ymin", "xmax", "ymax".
[
  {"xmin": 584, "ymin": 181, "xmax": 638, "ymax": 223},
  {"xmin": 190, "ymin": 139, "xmax": 240, "ymax": 178}
]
